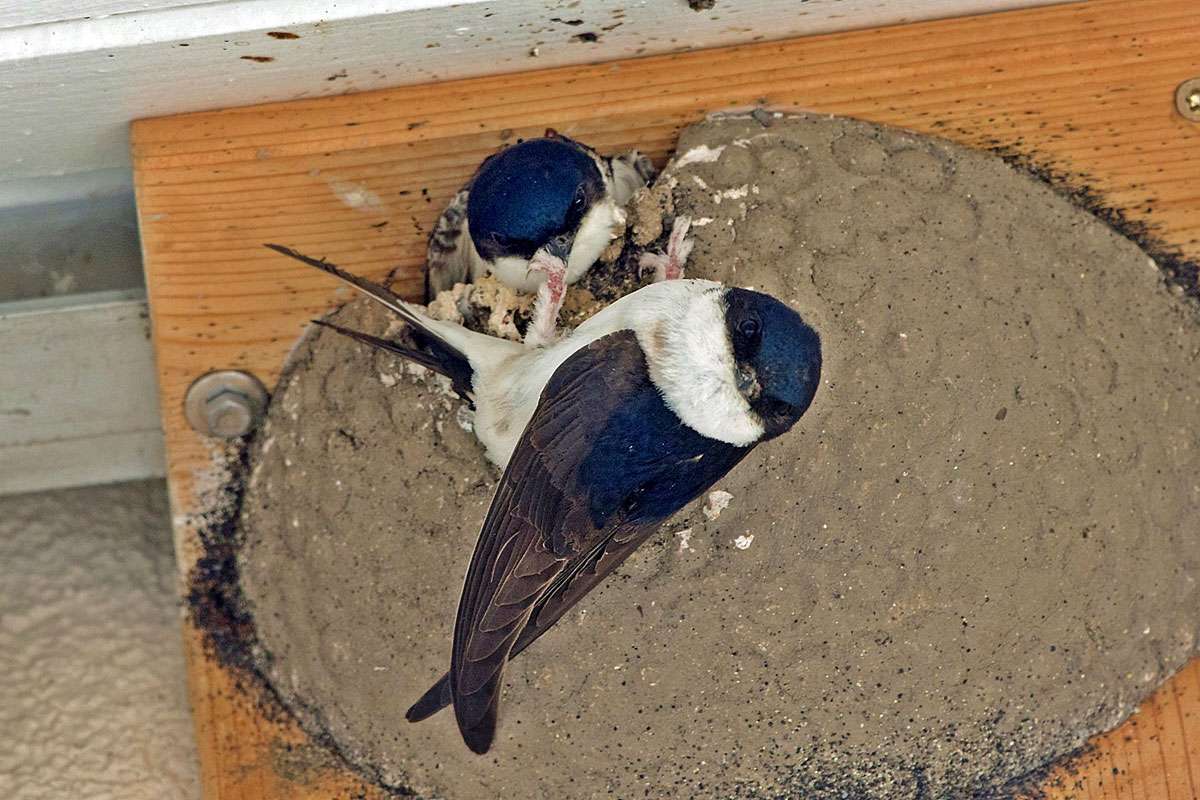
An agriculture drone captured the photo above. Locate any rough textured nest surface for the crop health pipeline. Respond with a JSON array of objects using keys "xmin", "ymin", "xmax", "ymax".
[{"xmin": 236, "ymin": 114, "xmax": 1200, "ymax": 799}]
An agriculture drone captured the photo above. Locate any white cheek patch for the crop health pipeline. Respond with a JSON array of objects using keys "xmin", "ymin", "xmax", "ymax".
[{"xmin": 641, "ymin": 288, "xmax": 764, "ymax": 446}]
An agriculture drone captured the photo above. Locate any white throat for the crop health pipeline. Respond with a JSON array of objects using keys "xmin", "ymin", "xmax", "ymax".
[{"xmin": 632, "ymin": 283, "xmax": 765, "ymax": 446}]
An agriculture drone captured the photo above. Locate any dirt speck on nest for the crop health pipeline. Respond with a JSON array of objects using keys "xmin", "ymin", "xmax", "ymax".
[{"xmin": 231, "ymin": 114, "xmax": 1200, "ymax": 799}]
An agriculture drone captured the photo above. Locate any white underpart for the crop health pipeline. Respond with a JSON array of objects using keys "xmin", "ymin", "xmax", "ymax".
[
  {"xmin": 567, "ymin": 197, "xmax": 625, "ymax": 281},
  {"xmin": 609, "ymin": 151, "xmax": 650, "ymax": 206},
  {"xmin": 449, "ymin": 279, "xmax": 765, "ymax": 466}
]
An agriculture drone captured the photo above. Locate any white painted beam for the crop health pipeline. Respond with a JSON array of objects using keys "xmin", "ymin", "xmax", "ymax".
[
  {"xmin": 0, "ymin": 1, "xmax": 217, "ymax": 31},
  {"xmin": 0, "ymin": 0, "xmax": 1066, "ymax": 184},
  {"xmin": 0, "ymin": 290, "xmax": 165, "ymax": 496}
]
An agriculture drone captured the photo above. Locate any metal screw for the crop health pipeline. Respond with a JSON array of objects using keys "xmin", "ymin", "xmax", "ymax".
[
  {"xmin": 1175, "ymin": 78, "xmax": 1200, "ymax": 122},
  {"xmin": 185, "ymin": 370, "xmax": 269, "ymax": 439}
]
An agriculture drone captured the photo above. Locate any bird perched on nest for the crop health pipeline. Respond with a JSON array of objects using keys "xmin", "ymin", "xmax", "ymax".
[
  {"xmin": 426, "ymin": 132, "xmax": 655, "ymax": 347},
  {"xmin": 266, "ymin": 244, "xmax": 823, "ymax": 754}
]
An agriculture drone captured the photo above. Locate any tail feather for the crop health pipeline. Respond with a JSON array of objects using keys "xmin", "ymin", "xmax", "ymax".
[
  {"xmin": 266, "ymin": 244, "xmax": 475, "ymax": 399},
  {"xmin": 265, "ymin": 244, "xmax": 434, "ymax": 327},
  {"xmin": 454, "ymin": 678, "xmax": 502, "ymax": 755},
  {"xmin": 405, "ymin": 673, "xmax": 452, "ymax": 723},
  {"xmin": 406, "ymin": 671, "xmax": 499, "ymax": 754},
  {"xmin": 311, "ymin": 321, "xmax": 474, "ymax": 401}
]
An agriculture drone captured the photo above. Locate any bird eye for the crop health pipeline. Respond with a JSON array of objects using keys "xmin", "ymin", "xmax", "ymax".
[
  {"xmin": 571, "ymin": 190, "xmax": 587, "ymax": 211},
  {"xmin": 737, "ymin": 316, "xmax": 762, "ymax": 341}
]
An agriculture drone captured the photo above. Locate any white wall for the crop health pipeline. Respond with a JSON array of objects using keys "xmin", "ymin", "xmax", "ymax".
[{"xmin": 0, "ymin": 0, "xmax": 216, "ymax": 29}]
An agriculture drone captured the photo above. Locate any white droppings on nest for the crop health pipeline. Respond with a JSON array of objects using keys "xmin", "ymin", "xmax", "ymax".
[
  {"xmin": 703, "ymin": 489, "xmax": 733, "ymax": 521},
  {"xmin": 401, "ymin": 361, "xmax": 430, "ymax": 379},
  {"xmin": 426, "ymin": 282, "xmax": 469, "ymax": 324},
  {"xmin": 430, "ymin": 373, "xmax": 455, "ymax": 400},
  {"xmin": 675, "ymin": 527, "xmax": 695, "ymax": 553},
  {"xmin": 281, "ymin": 391, "xmax": 302, "ymax": 422},
  {"xmin": 379, "ymin": 372, "xmax": 398, "ymax": 387},
  {"xmin": 692, "ymin": 175, "xmax": 709, "ymax": 191},
  {"xmin": 673, "ymin": 143, "xmax": 726, "ymax": 168},
  {"xmin": 730, "ymin": 129, "xmax": 782, "ymax": 149},
  {"xmin": 692, "ymin": 217, "xmax": 715, "ymax": 227},
  {"xmin": 734, "ymin": 534, "xmax": 755, "ymax": 550},
  {"xmin": 247, "ymin": 435, "xmax": 276, "ymax": 491},
  {"xmin": 712, "ymin": 185, "xmax": 749, "ymax": 204},
  {"xmin": 456, "ymin": 405, "xmax": 475, "ymax": 433},
  {"xmin": 430, "ymin": 273, "xmax": 531, "ymax": 342}
]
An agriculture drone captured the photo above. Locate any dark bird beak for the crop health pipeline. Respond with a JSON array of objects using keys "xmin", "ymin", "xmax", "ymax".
[{"xmin": 543, "ymin": 231, "xmax": 574, "ymax": 263}]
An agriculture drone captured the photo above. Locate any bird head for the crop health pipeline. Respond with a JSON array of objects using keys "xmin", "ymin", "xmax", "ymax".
[
  {"xmin": 467, "ymin": 135, "xmax": 612, "ymax": 268},
  {"xmin": 723, "ymin": 288, "xmax": 822, "ymax": 440}
]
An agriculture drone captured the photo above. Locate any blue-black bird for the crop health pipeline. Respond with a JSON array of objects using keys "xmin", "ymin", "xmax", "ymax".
[
  {"xmin": 426, "ymin": 132, "xmax": 654, "ymax": 346},
  {"xmin": 266, "ymin": 245, "xmax": 823, "ymax": 754}
]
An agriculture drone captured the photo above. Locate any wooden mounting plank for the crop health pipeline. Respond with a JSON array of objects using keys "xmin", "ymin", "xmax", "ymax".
[{"xmin": 132, "ymin": 1, "xmax": 1200, "ymax": 797}]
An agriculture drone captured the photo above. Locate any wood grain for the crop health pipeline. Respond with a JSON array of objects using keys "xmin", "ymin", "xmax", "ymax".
[{"xmin": 131, "ymin": 0, "xmax": 1200, "ymax": 797}]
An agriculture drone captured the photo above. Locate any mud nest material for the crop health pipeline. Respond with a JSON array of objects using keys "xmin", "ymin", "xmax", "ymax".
[{"xmin": 236, "ymin": 114, "xmax": 1200, "ymax": 799}]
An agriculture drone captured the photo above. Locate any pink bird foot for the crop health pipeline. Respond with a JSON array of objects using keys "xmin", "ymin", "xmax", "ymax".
[{"xmin": 639, "ymin": 216, "xmax": 694, "ymax": 282}]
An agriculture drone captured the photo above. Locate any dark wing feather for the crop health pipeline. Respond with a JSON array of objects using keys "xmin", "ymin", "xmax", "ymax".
[
  {"xmin": 405, "ymin": 522, "xmax": 654, "ymax": 726},
  {"xmin": 447, "ymin": 330, "xmax": 653, "ymax": 753}
]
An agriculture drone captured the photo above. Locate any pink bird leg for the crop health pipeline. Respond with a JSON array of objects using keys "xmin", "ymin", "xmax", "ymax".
[{"xmin": 638, "ymin": 216, "xmax": 694, "ymax": 282}]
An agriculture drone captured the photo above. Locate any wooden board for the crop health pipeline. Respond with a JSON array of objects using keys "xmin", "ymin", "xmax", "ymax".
[{"xmin": 131, "ymin": 1, "xmax": 1200, "ymax": 797}]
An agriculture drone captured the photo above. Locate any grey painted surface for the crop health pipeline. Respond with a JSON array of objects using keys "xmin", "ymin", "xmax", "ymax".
[
  {"xmin": 0, "ymin": 291, "xmax": 164, "ymax": 496},
  {"xmin": 0, "ymin": 480, "xmax": 199, "ymax": 800},
  {"xmin": 0, "ymin": 192, "xmax": 143, "ymax": 301}
]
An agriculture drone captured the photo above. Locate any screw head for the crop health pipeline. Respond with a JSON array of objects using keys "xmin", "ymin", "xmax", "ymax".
[
  {"xmin": 184, "ymin": 370, "xmax": 269, "ymax": 439},
  {"xmin": 1175, "ymin": 78, "xmax": 1200, "ymax": 122}
]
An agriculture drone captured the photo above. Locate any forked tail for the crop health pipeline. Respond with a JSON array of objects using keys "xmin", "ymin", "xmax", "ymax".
[{"xmin": 265, "ymin": 244, "xmax": 475, "ymax": 399}]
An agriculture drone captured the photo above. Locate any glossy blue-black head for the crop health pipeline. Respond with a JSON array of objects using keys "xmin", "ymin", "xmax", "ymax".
[
  {"xmin": 467, "ymin": 136, "xmax": 606, "ymax": 263},
  {"xmin": 723, "ymin": 287, "xmax": 822, "ymax": 439}
]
